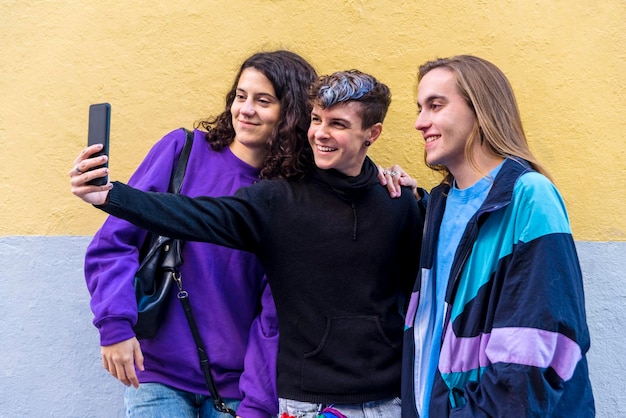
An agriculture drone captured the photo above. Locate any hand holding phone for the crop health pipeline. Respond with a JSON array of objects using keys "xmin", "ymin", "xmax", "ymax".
[{"xmin": 87, "ymin": 103, "xmax": 111, "ymax": 186}]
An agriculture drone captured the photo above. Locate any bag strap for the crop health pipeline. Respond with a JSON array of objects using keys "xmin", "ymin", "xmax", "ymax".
[
  {"xmin": 168, "ymin": 128, "xmax": 194, "ymax": 194},
  {"xmin": 171, "ymin": 128, "xmax": 237, "ymax": 417},
  {"xmin": 176, "ymin": 282, "xmax": 237, "ymax": 416}
]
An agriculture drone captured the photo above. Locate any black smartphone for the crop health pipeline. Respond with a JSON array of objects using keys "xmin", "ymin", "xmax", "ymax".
[{"xmin": 87, "ymin": 103, "xmax": 111, "ymax": 185}]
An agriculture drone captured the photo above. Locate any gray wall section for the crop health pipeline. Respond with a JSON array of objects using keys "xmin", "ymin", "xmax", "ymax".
[
  {"xmin": 576, "ymin": 241, "xmax": 626, "ymax": 416},
  {"xmin": 0, "ymin": 237, "xmax": 124, "ymax": 418},
  {"xmin": 0, "ymin": 237, "xmax": 624, "ymax": 417}
]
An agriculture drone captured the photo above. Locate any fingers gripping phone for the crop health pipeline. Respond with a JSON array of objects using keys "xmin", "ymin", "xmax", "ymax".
[{"xmin": 87, "ymin": 103, "xmax": 111, "ymax": 186}]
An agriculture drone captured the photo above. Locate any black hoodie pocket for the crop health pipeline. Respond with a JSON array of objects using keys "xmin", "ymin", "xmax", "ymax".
[{"xmin": 301, "ymin": 315, "xmax": 402, "ymax": 394}]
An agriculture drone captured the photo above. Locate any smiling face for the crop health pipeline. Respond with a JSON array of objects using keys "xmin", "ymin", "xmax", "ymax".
[
  {"xmin": 230, "ymin": 67, "xmax": 281, "ymax": 167},
  {"xmin": 307, "ymin": 101, "xmax": 382, "ymax": 176},
  {"xmin": 415, "ymin": 67, "xmax": 477, "ymax": 179}
]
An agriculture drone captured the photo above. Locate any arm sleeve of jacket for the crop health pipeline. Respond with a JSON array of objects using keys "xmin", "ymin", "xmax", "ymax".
[
  {"xmin": 451, "ymin": 174, "xmax": 593, "ymax": 417},
  {"xmin": 236, "ymin": 278, "xmax": 279, "ymax": 418},
  {"xmin": 85, "ymin": 130, "xmax": 184, "ymax": 346}
]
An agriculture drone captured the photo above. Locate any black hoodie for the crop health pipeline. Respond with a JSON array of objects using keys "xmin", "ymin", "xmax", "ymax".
[{"xmin": 103, "ymin": 156, "xmax": 423, "ymax": 404}]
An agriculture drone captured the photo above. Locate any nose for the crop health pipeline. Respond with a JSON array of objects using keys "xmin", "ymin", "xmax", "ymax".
[
  {"xmin": 414, "ymin": 110, "xmax": 428, "ymax": 132},
  {"xmin": 313, "ymin": 123, "xmax": 330, "ymax": 140},
  {"xmin": 240, "ymin": 98, "xmax": 255, "ymax": 116}
]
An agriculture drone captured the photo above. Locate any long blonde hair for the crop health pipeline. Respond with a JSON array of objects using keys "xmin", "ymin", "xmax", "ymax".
[{"xmin": 418, "ymin": 55, "xmax": 551, "ymax": 184}]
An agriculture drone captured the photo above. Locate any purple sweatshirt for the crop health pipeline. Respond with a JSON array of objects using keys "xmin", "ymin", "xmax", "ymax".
[{"xmin": 84, "ymin": 129, "xmax": 278, "ymax": 417}]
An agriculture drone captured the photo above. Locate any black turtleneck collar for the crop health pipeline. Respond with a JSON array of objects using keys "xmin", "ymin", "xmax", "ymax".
[{"xmin": 312, "ymin": 157, "xmax": 379, "ymax": 203}]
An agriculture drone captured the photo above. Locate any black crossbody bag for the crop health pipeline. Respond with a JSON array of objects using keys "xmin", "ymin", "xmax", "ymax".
[{"xmin": 133, "ymin": 128, "xmax": 237, "ymax": 416}]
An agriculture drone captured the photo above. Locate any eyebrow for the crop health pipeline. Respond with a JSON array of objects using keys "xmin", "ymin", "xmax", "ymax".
[
  {"xmin": 331, "ymin": 117, "xmax": 350, "ymax": 126},
  {"xmin": 236, "ymin": 88, "xmax": 277, "ymax": 100},
  {"xmin": 417, "ymin": 94, "xmax": 447, "ymax": 109},
  {"xmin": 311, "ymin": 111, "xmax": 352, "ymax": 127}
]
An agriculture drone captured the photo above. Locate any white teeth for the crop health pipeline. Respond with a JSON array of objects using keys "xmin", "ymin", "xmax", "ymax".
[
  {"xmin": 317, "ymin": 145, "xmax": 337, "ymax": 152},
  {"xmin": 425, "ymin": 135, "xmax": 441, "ymax": 143}
]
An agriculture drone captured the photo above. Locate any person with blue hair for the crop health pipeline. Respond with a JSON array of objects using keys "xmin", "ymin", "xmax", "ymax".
[{"xmin": 70, "ymin": 70, "xmax": 425, "ymax": 417}]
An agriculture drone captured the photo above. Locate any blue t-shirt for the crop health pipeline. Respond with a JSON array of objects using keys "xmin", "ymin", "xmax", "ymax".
[{"xmin": 419, "ymin": 161, "xmax": 504, "ymax": 417}]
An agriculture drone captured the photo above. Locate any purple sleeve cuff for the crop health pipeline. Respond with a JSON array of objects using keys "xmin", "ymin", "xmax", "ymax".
[{"xmin": 97, "ymin": 317, "xmax": 136, "ymax": 347}]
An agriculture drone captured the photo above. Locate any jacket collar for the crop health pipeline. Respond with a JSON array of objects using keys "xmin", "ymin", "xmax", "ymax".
[
  {"xmin": 422, "ymin": 158, "xmax": 533, "ymax": 269},
  {"xmin": 479, "ymin": 158, "xmax": 532, "ymax": 216}
]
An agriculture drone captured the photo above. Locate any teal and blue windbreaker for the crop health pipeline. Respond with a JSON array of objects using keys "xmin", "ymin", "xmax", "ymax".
[{"xmin": 402, "ymin": 158, "xmax": 595, "ymax": 417}]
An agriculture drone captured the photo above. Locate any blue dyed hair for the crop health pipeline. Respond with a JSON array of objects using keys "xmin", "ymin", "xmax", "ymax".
[{"xmin": 309, "ymin": 70, "xmax": 391, "ymax": 128}]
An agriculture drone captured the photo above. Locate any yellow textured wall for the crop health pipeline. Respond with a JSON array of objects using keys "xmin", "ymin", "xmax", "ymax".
[{"xmin": 1, "ymin": 1, "xmax": 624, "ymax": 240}]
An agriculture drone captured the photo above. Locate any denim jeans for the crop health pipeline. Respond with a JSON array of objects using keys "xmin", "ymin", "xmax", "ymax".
[
  {"xmin": 125, "ymin": 383, "xmax": 241, "ymax": 418},
  {"xmin": 278, "ymin": 397, "xmax": 401, "ymax": 418}
]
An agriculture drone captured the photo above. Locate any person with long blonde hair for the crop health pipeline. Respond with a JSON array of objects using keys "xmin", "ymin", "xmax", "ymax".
[{"xmin": 402, "ymin": 55, "xmax": 594, "ymax": 417}]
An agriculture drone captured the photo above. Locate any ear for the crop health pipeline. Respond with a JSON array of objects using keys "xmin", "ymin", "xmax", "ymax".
[{"xmin": 366, "ymin": 123, "xmax": 383, "ymax": 146}]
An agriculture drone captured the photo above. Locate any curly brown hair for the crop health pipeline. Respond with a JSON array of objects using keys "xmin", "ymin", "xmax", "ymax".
[{"xmin": 196, "ymin": 50, "xmax": 317, "ymax": 179}]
